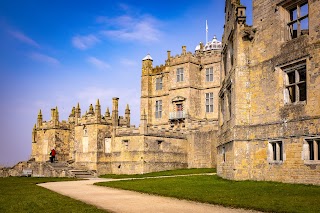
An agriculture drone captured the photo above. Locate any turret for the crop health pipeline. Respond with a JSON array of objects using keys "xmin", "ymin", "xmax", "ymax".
[
  {"xmin": 32, "ymin": 124, "xmax": 36, "ymax": 142},
  {"xmin": 112, "ymin": 97, "xmax": 119, "ymax": 126},
  {"xmin": 55, "ymin": 106, "xmax": 59, "ymax": 121},
  {"xmin": 125, "ymin": 104, "xmax": 130, "ymax": 127},
  {"xmin": 95, "ymin": 99, "xmax": 101, "ymax": 123},
  {"xmin": 75, "ymin": 103, "xmax": 81, "ymax": 118},
  {"xmin": 37, "ymin": 109, "xmax": 43, "ymax": 127},
  {"xmin": 142, "ymin": 54, "xmax": 153, "ymax": 76}
]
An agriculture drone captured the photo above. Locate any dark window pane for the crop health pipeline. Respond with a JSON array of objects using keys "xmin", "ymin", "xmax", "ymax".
[
  {"xmin": 288, "ymin": 72, "xmax": 295, "ymax": 84},
  {"xmin": 299, "ymin": 82, "xmax": 306, "ymax": 101},
  {"xmin": 272, "ymin": 143, "xmax": 277, "ymax": 161},
  {"xmin": 308, "ymin": 140, "xmax": 314, "ymax": 160},
  {"xmin": 290, "ymin": 8, "xmax": 297, "ymax": 21},
  {"xmin": 298, "ymin": 68, "xmax": 306, "ymax": 81},
  {"xmin": 279, "ymin": 142, "xmax": 283, "ymax": 161}
]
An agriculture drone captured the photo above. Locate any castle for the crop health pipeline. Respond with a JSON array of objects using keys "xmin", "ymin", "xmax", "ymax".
[{"xmin": 8, "ymin": 0, "xmax": 320, "ymax": 185}]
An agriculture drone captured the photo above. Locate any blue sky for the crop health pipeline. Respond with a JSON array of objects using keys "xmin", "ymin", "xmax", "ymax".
[{"xmin": 0, "ymin": 0, "xmax": 252, "ymax": 166}]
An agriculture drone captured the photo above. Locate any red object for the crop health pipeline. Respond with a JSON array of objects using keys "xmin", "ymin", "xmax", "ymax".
[{"xmin": 51, "ymin": 149, "xmax": 56, "ymax": 156}]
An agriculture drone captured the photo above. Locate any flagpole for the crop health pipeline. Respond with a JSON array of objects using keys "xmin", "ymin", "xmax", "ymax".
[{"xmin": 206, "ymin": 20, "xmax": 208, "ymax": 44}]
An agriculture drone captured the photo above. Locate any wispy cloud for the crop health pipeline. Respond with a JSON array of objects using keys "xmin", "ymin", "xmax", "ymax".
[
  {"xmin": 29, "ymin": 52, "xmax": 60, "ymax": 65},
  {"xmin": 87, "ymin": 56, "xmax": 110, "ymax": 71},
  {"xmin": 72, "ymin": 34, "xmax": 100, "ymax": 50},
  {"xmin": 98, "ymin": 15, "xmax": 162, "ymax": 42},
  {"xmin": 120, "ymin": 58, "xmax": 138, "ymax": 67},
  {"xmin": 8, "ymin": 30, "xmax": 40, "ymax": 48}
]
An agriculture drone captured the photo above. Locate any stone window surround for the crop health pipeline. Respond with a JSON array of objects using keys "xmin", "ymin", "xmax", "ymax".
[
  {"xmin": 205, "ymin": 92, "xmax": 214, "ymax": 113},
  {"xmin": 155, "ymin": 100, "xmax": 162, "ymax": 119},
  {"xmin": 278, "ymin": 0, "xmax": 309, "ymax": 40},
  {"xmin": 156, "ymin": 77, "xmax": 163, "ymax": 90},
  {"xmin": 206, "ymin": 67, "xmax": 214, "ymax": 82},
  {"xmin": 176, "ymin": 67, "xmax": 184, "ymax": 82},
  {"xmin": 268, "ymin": 140, "xmax": 284, "ymax": 164},
  {"xmin": 303, "ymin": 137, "xmax": 320, "ymax": 164},
  {"xmin": 282, "ymin": 60, "xmax": 307, "ymax": 104}
]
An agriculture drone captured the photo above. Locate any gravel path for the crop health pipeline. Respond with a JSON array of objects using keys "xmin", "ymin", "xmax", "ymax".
[{"xmin": 38, "ymin": 177, "xmax": 261, "ymax": 213}]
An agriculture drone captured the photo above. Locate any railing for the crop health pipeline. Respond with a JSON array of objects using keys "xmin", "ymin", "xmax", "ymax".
[{"xmin": 169, "ymin": 111, "xmax": 186, "ymax": 120}]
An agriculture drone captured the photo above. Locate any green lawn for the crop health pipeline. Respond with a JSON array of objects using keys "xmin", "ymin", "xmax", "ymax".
[
  {"xmin": 99, "ymin": 168, "xmax": 216, "ymax": 179},
  {"xmin": 0, "ymin": 177, "xmax": 107, "ymax": 213},
  {"xmin": 96, "ymin": 175, "xmax": 320, "ymax": 213}
]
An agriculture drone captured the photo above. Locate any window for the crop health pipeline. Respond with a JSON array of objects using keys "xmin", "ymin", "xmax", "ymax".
[
  {"xmin": 206, "ymin": 67, "xmax": 213, "ymax": 82},
  {"xmin": 176, "ymin": 68, "xmax": 184, "ymax": 82},
  {"xmin": 305, "ymin": 139, "xmax": 320, "ymax": 161},
  {"xmin": 222, "ymin": 146, "xmax": 226, "ymax": 162},
  {"xmin": 176, "ymin": 104, "xmax": 183, "ymax": 111},
  {"xmin": 156, "ymin": 77, "xmax": 163, "ymax": 90},
  {"xmin": 227, "ymin": 85, "xmax": 232, "ymax": 118},
  {"xmin": 283, "ymin": 61, "xmax": 306, "ymax": 104},
  {"xmin": 287, "ymin": 1, "xmax": 308, "ymax": 39},
  {"xmin": 205, "ymin": 93, "xmax": 213, "ymax": 113},
  {"xmin": 269, "ymin": 141, "xmax": 283, "ymax": 162},
  {"xmin": 123, "ymin": 140, "xmax": 129, "ymax": 150},
  {"xmin": 155, "ymin": 100, "xmax": 162, "ymax": 118},
  {"xmin": 157, "ymin": 140, "xmax": 163, "ymax": 150}
]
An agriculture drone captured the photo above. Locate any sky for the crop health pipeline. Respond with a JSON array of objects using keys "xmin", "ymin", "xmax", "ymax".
[{"xmin": 0, "ymin": 0, "xmax": 252, "ymax": 167}]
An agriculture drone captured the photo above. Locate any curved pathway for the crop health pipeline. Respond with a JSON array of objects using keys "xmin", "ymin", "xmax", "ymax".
[{"xmin": 38, "ymin": 177, "xmax": 261, "ymax": 213}]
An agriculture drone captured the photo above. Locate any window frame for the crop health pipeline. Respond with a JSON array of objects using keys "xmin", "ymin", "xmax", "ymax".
[
  {"xmin": 283, "ymin": 61, "xmax": 307, "ymax": 104},
  {"xmin": 156, "ymin": 77, "xmax": 163, "ymax": 90},
  {"xmin": 304, "ymin": 138, "xmax": 320, "ymax": 162},
  {"xmin": 268, "ymin": 141, "xmax": 284, "ymax": 163},
  {"xmin": 205, "ymin": 92, "xmax": 214, "ymax": 113},
  {"xmin": 176, "ymin": 68, "xmax": 184, "ymax": 82},
  {"xmin": 281, "ymin": 0, "xmax": 309, "ymax": 40},
  {"xmin": 155, "ymin": 100, "xmax": 162, "ymax": 119},
  {"xmin": 206, "ymin": 67, "xmax": 214, "ymax": 82}
]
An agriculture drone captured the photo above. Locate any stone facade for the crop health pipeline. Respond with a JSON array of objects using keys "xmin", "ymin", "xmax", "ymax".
[
  {"xmin": 10, "ymin": 0, "xmax": 317, "ymax": 185},
  {"xmin": 217, "ymin": 0, "xmax": 320, "ymax": 185},
  {"xmin": 29, "ymin": 39, "xmax": 221, "ymax": 176}
]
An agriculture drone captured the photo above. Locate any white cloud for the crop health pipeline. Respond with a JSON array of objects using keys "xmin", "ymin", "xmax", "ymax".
[
  {"xmin": 99, "ymin": 15, "xmax": 161, "ymax": 42},
  {"xmin": 87, "ymin": 56, "xmax": 110, "ymax": 71},
  {"xmin": 29, "ymin": 52, "xmax": 60, "ymax": 65},
  {"xmin": 8, "ymin": 30, "xmax": 40, "ymax": 48},
  {"xmin": 72, "ymin": 34, "xmax": 100, "ymax": 50}
]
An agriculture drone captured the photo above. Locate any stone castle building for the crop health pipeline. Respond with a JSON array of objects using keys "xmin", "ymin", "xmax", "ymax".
[
  {"xmin": 29, "ymin": 35, "xmax": 222, "ymax": 176},
  {"xmin": 4, "ymin": 0, "xmax": 318, "ymax": 185},
  {"xmin": 217, "ymin": 0, "xmax": 320, "ymax": 185}
]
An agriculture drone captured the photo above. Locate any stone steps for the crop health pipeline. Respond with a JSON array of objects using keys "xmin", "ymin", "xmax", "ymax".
[{"xmin": 69, "ymin": 169, "xmax": 94, "ymax": 178}]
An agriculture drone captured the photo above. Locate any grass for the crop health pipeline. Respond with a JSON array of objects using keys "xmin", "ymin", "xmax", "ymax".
[
  {"xmin": 0, "ymin": 177, "xmax": 107, "ymax": 213},
  {"xmin": 96, "ymin": 175, "xmax": 320, "ymax": 213},
  {"xmin": 99, "ymin": 168, "xmax": 216, "ymax": 179}
]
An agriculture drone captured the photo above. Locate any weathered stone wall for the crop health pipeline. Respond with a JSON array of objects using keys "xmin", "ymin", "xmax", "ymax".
[
  {"xmin": 218, "ymin": 0, "xmax": 320, "ymax": 185},
  {"xmin": 187, "ymin": 130, "xmax": 217, "ymax": 168}
]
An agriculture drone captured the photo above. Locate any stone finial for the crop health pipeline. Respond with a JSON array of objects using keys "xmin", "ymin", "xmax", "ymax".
[
  {"xmin": 33, "ymin": 124, "xmax": 36, "ymax": 129},
  {"xmin": 96, "ymin": 99, "xmax": 100, "ymax": 106},
  {"xmin": 167, "ymin": 50, "xmax": 171, "ymax": 59},
  {"xmin": 89, "ymin": 104, "xmax": 94, "ymax": 114},
  {"xmin": 76, "ymin": 102, "xmax": 80, "ymax": 109},
  {"xmin": 69, "ymin": 106, "xmax": 75, "ymax": 117},
  {"xmin": 182, "ymin": 46, "xmax": 186, "ymax": 55},
  {"xmin": 105, "ymin": 107, "xmax": 110, "ymax": 117},
  {"xmin": 38, "ymin": 109, "xmax": 42, "ymax": 116}
]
